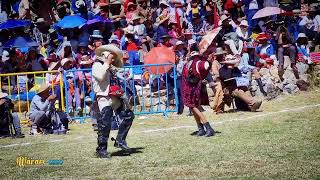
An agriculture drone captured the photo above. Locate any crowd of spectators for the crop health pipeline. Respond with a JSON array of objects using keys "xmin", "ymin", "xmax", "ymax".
[{"xmin": 0, "ymin": 0, "xmax": 319, "ymax": 116}]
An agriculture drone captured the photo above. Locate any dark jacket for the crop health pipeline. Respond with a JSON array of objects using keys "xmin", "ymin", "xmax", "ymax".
[{"xmin": 219, "ymin": 65, "xmax": 242, "ymax": 88}]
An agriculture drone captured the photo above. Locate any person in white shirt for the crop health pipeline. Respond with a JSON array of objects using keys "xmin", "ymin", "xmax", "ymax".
[
  {"xmin": 92, "ymin": 45, "xmax": 133, "ymax": 158},
  {"xmin": 236, "ymin": 20, "xmax": 250, "ymax": 55}
]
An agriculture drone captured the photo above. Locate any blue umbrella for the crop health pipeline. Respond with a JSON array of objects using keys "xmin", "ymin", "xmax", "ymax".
[
  {"xmin": 0, "ymin": 19, "xmax": 31, "ymax": 30},
  {"xmin": 86, "ymin": 16, "xmax": 112, "ymax": 26},
  {"xmin": 3, "ymin": 37, "xmax": 39, "ymax": 49},
  {"xmin": 56, "ymin": 15, "xmax": 87, "ymax": 29}
]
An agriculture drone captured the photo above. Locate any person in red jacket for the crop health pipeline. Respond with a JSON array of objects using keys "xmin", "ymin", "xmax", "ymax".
[{"xmin": 182, "ymin": 51, "xmax": 215, "ymax": 137}]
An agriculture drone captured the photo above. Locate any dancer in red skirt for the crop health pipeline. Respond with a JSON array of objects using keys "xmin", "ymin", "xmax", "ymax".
[{"xmin": 182, "ymin": 51, "xmax": 215, "ymax": 137}]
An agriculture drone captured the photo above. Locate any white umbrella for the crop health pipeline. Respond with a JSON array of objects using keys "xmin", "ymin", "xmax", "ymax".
[{"xmin": 252, "ymin": 7, "xmax": 285, "ymax": 19}]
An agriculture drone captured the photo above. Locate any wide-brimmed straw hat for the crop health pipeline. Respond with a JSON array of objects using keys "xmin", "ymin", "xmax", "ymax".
[
  {"xmin": 95, "ymin": 44, "xmax": 123, "ymax": 68},
  {"xmin": 221, "ymin": 54, "xmax": 239, "ymax": 65},
  {"xmin": 190, "ymin": 51, "xmax": 200, "ymax": 58},
  {"xmin": 109, "ymin": 34, "xmax": 120, "ymax": 44},
  {"xmin": 0, "ymin": 92, "xmax": 8, "ymax": 99},
  {"xmin": 1, "ymin": 50, "xmax": 9, "ymax": 61},
  {"xmin": 298, "ymin": 33, "xmax": 307, "ymax": 39},
  {"xmin": 0, "ymin": 92, "xmax": 8, "ymax": 105},
  {"xmin": 127, "ymin": 2, "xmax": 137, "ymax": 8},
  {"xmin": 175, "ymin": 41, "xmax": 185, "ymax": 46},
  {"xmin": 48, "ymin": 61, "xmax": 60, "ymax": 71},
  {"xmin": 159, "ymin": 0, "xmax": 170, "ymax": 7},
  {"xmin": 61, "ymin": 58, "xmax": 73, "ymax": 67},
  {"xmin": 214, "ymin": 47, "xmax": 226, "ymax": 56},
  {"xmin": 240, "ymin": 20, "xmax": 249, "ymax": 27},
  {"xmin": 132, "ymin": 14, "xmax": 142, "ymax": 21},
  {"xmin": 123, "ymin": 25, "xmax": 135, "ymax": 34},
  {"xmin": 220, "ymin": 15, "xmax": 231, "ymax": 22},
  {"xmin": 37, "ymin": 84, "xmax": 51, "ymax": 95},
  {"xmin": 109, "ymin": 0, "xmax": 121, "ymax": 5}
]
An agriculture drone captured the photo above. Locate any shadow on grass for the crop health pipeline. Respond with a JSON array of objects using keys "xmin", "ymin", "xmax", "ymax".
[
  {"xmin": 111, "ymin": 147, "xmax": 145, "ymax": 157},
  {"xmin": 190, "ymin": 131, "xmax": 222, "ymax": 136}
]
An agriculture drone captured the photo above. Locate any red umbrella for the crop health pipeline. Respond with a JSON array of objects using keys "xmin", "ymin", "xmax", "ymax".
[
  {"xmin": 199, "ymin": 27, "xmax": 221, "ymax": 53},
  {"xmin": 144, "ymin": 47, "xmax": 175, "ymax": 74}
]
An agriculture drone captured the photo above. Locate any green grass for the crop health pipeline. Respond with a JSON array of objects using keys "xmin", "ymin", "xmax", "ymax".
[{"xmin": 1, "ymin": 91, "xmax": 320, "ymax": 179}]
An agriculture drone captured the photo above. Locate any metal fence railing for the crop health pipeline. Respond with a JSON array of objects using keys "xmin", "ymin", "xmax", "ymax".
[
  {"xmin": 0, "ymin": 71, "xmax": 65, "ymax": 123},
  {"xmin": 63, "ymin": 64, "xmax": 178, "ymax": 122},
  {"xmin": 0, "ymin": 64, "xmax": 179, "ymax": 123}
]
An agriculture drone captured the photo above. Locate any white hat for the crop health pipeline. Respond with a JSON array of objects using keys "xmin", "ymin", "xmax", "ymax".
[
  {"xmin": 214, "ymin": 47, "xmax": 226, "ymax": 56},
  {"xmin": 109, "ymin": 0, "xmax": 122, "ymax": 5},
  {"xmin": 109, "ymin": 34, "xmax": 120, "ymax": 44},
  {"xmin": 175, "ymin": 41, "xmax": 184, "ymax": 46},
  {"xmin": 223, "ymin": 10, "xmax": 230, "ymax": 15},
  {"xmin": 221, "ymin": 54, "xmax": 239, "ymax": 65},
  {"xmin": 0, "ymin": 92, "xmax": 8, "ymax": 99},
  {"xmin": 298, "ymin": 33, "xmax": 307, "ymax": 38},
  {"xmin": 34, "ymin": 18, "xmax": 45, "ymax": 24},
  {"xmin": 1, "ymin": 50, "xmax": 9, "ymax": 62},
  {"xmin": 61, "ymin": 58, "xmax": 73, "ymax": 67},
  {"xmin": 48, "ymin": 61, "xmax": 60, "ymax": 71},
  {"xmin": 90, "ymin": 30, "xmax": 103, "ymax": 39},
  {"xmin": 188, "ymin": 39, "xmax": 196, "ymax": 46},
  {"xmin": 37, "ymin": 84, "xmax": 51, "ymax": 95},
  {"xmin": 132, "ymin": 14, "xmax": 142, "ymax": 21},
  {"xmin": 62, "ymin": 41, "xmax": 72, "ymax": 47},
  {"xmin": 292, "ymin": 9, "xmax": 301, "ymax": 14},
  {"xmin": 190, "ymin": 51, "xmax": 200, "ymax": 57},
  {"xmin": 123, "ymin": 25, "xmax": 135, "ymax": 34},
  {"xmin": 159, "ymin": 0, "xmax": 170, "ymax": 7},
  {"xmin": 220, "ymin": 15, "xmax": 230, "ymax": 22},
  {"xmin": 95, "ymin": 44, "xmax": 123, "ymax": 68},
  {"xmin": 240, "ymin": 20, "xmax": 248, "ymax": 27}
]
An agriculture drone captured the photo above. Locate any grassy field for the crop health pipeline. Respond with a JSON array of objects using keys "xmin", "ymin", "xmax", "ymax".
[{"xmin": 1, "ymin": 90, "xmax": 320, "ymax": 179}]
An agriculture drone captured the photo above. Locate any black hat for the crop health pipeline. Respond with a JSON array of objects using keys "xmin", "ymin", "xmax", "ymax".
[{"xmin": 161, "ymin": 34, "xmax": 171, "ymax": 39}]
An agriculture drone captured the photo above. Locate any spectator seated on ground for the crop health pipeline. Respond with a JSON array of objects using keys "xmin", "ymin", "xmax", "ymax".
[
  {"xmin": 255, "ymin": 33, "xmax": 277, "ymax": 68},
  {"xmin": 219, "ymin": 55, "xmax": 262, "ymax": 112},
  {"xmin": 29, "ymin": 85, "xmax": 68, "ymax": 135}
]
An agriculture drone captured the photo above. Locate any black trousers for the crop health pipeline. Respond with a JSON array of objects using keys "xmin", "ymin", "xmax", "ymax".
[
  {"xmin": 96, "ymin": 106, "xmax": 113, "ymax": 154},
  {"xmin": 116, "ymin": 110, "xmax": 134, "ymax": 144},
  {"xmin": 96, "ymin": 107, "xmax": 134, "ymax": 154}
]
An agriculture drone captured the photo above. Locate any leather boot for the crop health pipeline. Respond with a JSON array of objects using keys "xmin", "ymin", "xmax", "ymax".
[
  {"xmin": 256, "ymin": 79, "xmax": 267, "ymax": 96},
  {"xmin": 203, "ymin": 122, "xmax": 215, "ymax": 137},
  {"xmin": 115, "ymin": 110, "xmax": 134, "ymax": 151},
  {"xmin": 249, "ymin": 100, "xmax": 262, "ymax": 112},
  {"xmin": 96, "ymin": 106, "xmax": 113, "ymax": 158},
  {"xmin": 278, "ymin": 66, "xmax": 284, "ymax": 81},
  {"xmin": 196, "ymin": 123, "xmax": 206, "ymax": 136},
  {"xmin": 291, "ymin": 63, "xmax": 300, "ymax": 79}
]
